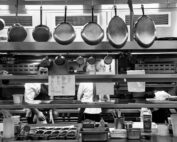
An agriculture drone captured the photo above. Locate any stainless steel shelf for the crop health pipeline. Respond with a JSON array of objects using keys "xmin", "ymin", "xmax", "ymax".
[
  {"xmin": 0, "ymin": 41, "xmax": 177, "ymax": 53},
  {"xmin": 1, "ymin": 74, "xmax": 177, "ymax": 82},
  {"xmin": 1, "ymin": 102, "xmax": 177, "ymax": 109}
]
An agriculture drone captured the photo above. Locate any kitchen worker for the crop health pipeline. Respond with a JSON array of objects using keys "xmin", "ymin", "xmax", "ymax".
[
  {"xmin": 151, "ymin": 87, "xmax": 177, "ymax": 123},
  {"xmin": 24, "ymin": 67, "xmax": 54, "ymax": 124},
  {"xmin": 77, "ymin": 63, "xmax": 102, "ymax": 122}
]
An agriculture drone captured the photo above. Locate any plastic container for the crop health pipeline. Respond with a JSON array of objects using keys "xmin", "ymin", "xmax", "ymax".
[
  {"xmin": 3, "ymin": 117, "xmax": 14, "ymax": 138},
  {"xmin": 114, "ymin": 117, "xmax": 124, "ymax": 129},
  {"xmin": 171, "ymin": 114, "xmax": 177, "ymax": 137},
  {"xmin": 127, "ymin": 128, "xmax": 141, "ymax": 140},
  {"xmin": 110, "ymin": 129, "xmax": 127, "ymax": 138},
  {"xmin": 13, "ymin": 94, "xmax": 23, "ymax": 104},
  {"xmin": 80, "ymin": 131, "xmax": 108, "ymax": 142}
]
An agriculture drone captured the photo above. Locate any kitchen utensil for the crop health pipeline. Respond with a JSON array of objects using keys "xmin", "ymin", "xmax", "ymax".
[
  {"xmin": 111, "ymin": 111, "xmax": 117, "ymax": 119},
  {"xmin": 127, "ymin": 0, "xmax": 134, "ymax": 41},
  {"xmin": 156, "ymin": 37, "xmax": 177, "ymax": 40},
  {"xmin": 81, "ymin": 5, "xmax": 104, "ymax": 45},
  {"xmin": 127, "ymin": 128, "xmax": 141, "ymax": 139},
  {"xmin": 3, "ymin": 117, "xmax": 14, "ymax": 138},
  {"xmin": 76, "ymin": 56, "xmax": 84, "ymax": 65},
  {"xmin": 32, "ymin": 0, "xmax": 51, "ymax": 42},
  {"xmin": 134, "ymin": 4, "xmax": 156, "ymax": 48},
  {"xmin": 8, "ymin": 0, "xmax": 27, "ymax": 42},
  {"xmin": 107, "ymin": 5, "xmax": 128, "ymax": 48},
  {"xmin": 114, "ymin": 117, "xmax": 124, "ymax": 129},
  {"xmin": 53, "ymin": 5, "xmax": 76, "ymax": 45},
  {"xmin": 55, "ymin": 55, "xmax": 66, "ymax": 65},
  {"xmin": 0, "ymin": 18, "xmax": 5, "ymax": 30},
  {"xmin": 13, "ymin": 94, "xmax": 23, "ymax": 104},
  {"xmin": 87, "ymin": 56, "xmax": 96, "ymax": 65},
  {"xmin": 104, "ymin": 54, "xmax": 112, "ymax": 65},
  {"xmin": 40, "ymin": 56, "xmax": 52, "ymax": 68}
]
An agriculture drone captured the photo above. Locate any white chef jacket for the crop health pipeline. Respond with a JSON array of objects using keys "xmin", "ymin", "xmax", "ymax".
[
  {"xmin": 24, "ymin": 83, "xmax": 49, "ymax": 124},
  {"xmin": 77, "ymin": 82, "xmax": 101, "ymax": 114},
  {"xmin": 24, "ymin": 83, "xmax": 42, "ymax": 104}
]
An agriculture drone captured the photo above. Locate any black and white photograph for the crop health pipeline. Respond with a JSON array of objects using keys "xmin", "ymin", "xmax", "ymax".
[{"xmin": 0, "ymin": 0, "xmax": 176, "ymax": 142}]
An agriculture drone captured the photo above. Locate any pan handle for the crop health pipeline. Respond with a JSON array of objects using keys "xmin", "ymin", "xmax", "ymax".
[
  {"xmin": 64, "ymin": 5, "xmax": 67, "ymax": 23},
  {"xmin": 15, "ymin": 0, "xmax": 19, "ymax": 23},
  {"xmin": 114, "ymin": 5, "xmax": 117, "ymax": 16},
  {"xmin": 40, "ymin": 5, "xmax": 43, "ymax": 25},
  {"xmin": 127, "ymin": 0, "xmax": 134, "ymax": 41},
  {"xmin": 91, "ymin": 5, "xmax": 94, "ymax": 23},
  {"xmin": 141, "ymin": 4, "xmax": 145, "ymax": 16}
]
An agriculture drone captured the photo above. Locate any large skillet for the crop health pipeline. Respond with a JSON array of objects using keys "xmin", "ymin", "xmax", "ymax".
[
  {"xmin": 53, "ymin": 6, "xmax": 76, "ymax": 45},
  {"xmin": 107, "ymin": 5, "xmax": 128, "ymax": 48},
  {"xmin": 8, "ymin": 0, "xmax": 27, "ymax": 42},
  {"xmin": 134, "ymin": 4, "xmax": 156, "ymax": 48},
  {"xmin": 81, "ymin": 6, "xmax": 104, "ymax": 45},
  {"xmin": 32, "ymin": 4, "xmax": 51, "ymax": 42},
  {"xmin": 0, "ymin": 18, "xmax": 5, "ymax": 30}
]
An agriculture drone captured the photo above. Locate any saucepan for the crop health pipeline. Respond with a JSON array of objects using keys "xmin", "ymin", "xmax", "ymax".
[
  {"xmin": 32, "ymin": 0, "xmax": 51, "ymax": 42},
  {"xmin": 8, "ymin": 0, "xmax": 27, "ymax": 42},
  {"xmin": 40, "ymin": 56, "xmax": 52, "ymax": 68},
  {"xmin": 55, "ymin": 55, "xmax": 66, "ymax": 65},
  {"xmin": 76, "ymin": 56, "xmax": 85, "ymax": 66},
  {"xmin": 87, "ymin": 56, "xmax": 96, "ymax": 65},
  {"xmin": 104, "ymin": 54, "xmax": 113, "ymax": 65}
]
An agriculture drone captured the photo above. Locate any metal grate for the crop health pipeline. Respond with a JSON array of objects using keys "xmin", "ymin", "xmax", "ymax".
[
  {"xmin": 125, "ymin": 14, "xmax": 169, "ymax": 25},
  {"xmin": 0, "ymin": 16, "xmax": 32, "ymax": 26},
  {"xmin": 55, "ymin": 16, "xmax": 97, "ymax": 26}
]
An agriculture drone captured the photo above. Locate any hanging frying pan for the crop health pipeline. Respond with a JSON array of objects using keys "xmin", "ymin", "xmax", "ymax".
[
  {"xmin": 32, "ymin": 2, "xmax": 51, "ymax": 42},
  {"xmin": 53, "ymin": 5, "xmax": 76, "ymax": 45},
  {"xmin": 134, "ymin": 4, "xmax": 156, "ymax": 48},
  {"xmin": 81, "ymin": 6, "xmax": 104, "ymax": 45},
  {"xmin": 107, "ymin": 5, "xmax": 128, "ymax": 48},
  {"xmin": 8, "ymin": 0, "xmax": 27, "ymax": 42},
  {"xmin": 0, "ymin": 18, "xmax": 5, "ymax": 30}
]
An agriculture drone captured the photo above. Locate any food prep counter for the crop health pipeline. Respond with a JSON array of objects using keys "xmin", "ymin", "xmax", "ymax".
[{"xmin": 2, "ymin": 135, "xmax": 177, "ymax": 142}]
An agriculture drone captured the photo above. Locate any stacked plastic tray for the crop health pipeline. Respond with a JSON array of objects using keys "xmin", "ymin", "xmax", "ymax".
[{"xmin": 16, "ymin": 126, "xmax": 78, "ymax": 140}]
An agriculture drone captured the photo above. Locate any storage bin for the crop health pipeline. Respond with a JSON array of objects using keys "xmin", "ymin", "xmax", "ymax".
[
  {"xmin": 127, "ymin": 128, "xmax": 141, "ymax": 140},
  {"xmin": 80, "ymin": 131, "xmax": 108, "ymax": 142}
]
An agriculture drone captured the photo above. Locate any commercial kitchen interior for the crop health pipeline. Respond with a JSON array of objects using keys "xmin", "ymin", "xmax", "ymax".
[{"xmin": 0, "ymin": 0, "xmax": 177, "ymax": 141}]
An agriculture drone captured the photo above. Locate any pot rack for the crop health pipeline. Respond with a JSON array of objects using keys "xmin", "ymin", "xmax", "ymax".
[{"xmin": 0, "ymin": 41, "xmax": 176, "ymax": 55}]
